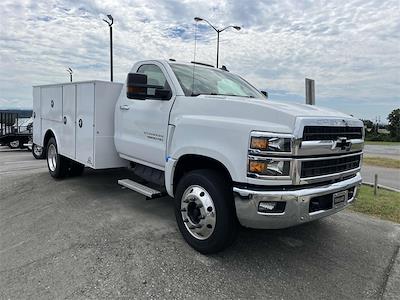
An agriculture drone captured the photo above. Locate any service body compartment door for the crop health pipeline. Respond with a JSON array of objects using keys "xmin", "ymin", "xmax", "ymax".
[
  {"xmin": 32, "ymin": 87, "xmax": 42, "ymax": 145},
  {"xmin": 76, "ymin": 83, "xmax": 95, "ymax": 166},
  {"xmin": 61, "ymin": 84, "xmax": 76, "ymax": 158},
  {"xmin": 41, "ymin": 86, "xmax": 62, "ymax": 122}
]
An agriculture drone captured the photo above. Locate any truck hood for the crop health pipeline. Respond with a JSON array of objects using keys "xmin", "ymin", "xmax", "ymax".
[
  {"xmin": 249, "ymin": 98, "xmax": 352, "ymax": 118},
  {"xmin": 185, "ymin": 95, "xmax": 361, "ymax": 134}
]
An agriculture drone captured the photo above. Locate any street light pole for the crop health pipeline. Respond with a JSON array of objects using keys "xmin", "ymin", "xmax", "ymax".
[
  {"xmin": 67, "ymin": 67, "xmax": 73, "ymax": 82},
  {"xmin": 216, "ymin": 31, "xmax": 220, "ymax": 69},
  {"xmin": 103, "ymin": 14, "xmax": 114, "ymax": 82},
  {"xmin": 194, "ymin": 17, "xmax": 241, "ymax": 68}
]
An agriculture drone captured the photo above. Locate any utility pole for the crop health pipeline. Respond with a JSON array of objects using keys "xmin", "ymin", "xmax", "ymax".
[
  {"xmin": 103, "ymin": 14, "xmax": 114, "ymax": 81},
  {"xmin": 305, "ymin": 78, "xmax": 315, "ymax": 105}
]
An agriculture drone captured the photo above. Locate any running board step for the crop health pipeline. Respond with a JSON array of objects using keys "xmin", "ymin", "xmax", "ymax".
[{"xmin": 118, "ymin": 179, "xmax": 164, "ymax": 199}]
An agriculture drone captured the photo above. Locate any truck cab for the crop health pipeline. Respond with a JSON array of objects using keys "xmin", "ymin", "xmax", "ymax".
[{"xmin": 33, "ymin": 59, "xmax": 364, "ymax": 253}]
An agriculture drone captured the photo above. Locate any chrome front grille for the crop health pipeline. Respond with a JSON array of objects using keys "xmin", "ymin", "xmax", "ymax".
[
  {"xmin": 302, "ymin": 126, "xmax": 363, "ymax": 141},
  {"xmin": 246, "ymin": 119, "xmax": 364, "ymax": 186},
  {"xmin": 300, "ymin": 154, "xmax": 361, "ymax": 178}
]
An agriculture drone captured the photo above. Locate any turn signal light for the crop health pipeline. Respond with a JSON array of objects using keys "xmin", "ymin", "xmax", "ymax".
[{"xmin": 249, "ymin": 160, "xmax": 267, "ymax": 173}]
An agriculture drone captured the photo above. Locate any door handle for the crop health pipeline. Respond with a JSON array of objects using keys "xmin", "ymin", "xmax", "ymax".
[{"xmin": 119, "ymin": 105, "xmax": 130, "ymax": 110}]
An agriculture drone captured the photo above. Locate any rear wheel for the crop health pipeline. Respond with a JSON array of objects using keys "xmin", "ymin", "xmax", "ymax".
[
  {"xmin": 47, "ymin": 137, "xmax": 68, "ymax": 178},
  {"xmin": 174, "ymin": 169, "xmax": 238, "ymax": 254},
  {"xmin": 32, "ymin": 143, "xmax": 45, "ymax": 159}
]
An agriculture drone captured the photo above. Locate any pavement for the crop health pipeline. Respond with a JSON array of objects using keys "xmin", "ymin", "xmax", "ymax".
[
  {"xmin": 1, "ymin": 147, "xmax": 399, "ymax": 299},
  {"xmin": 364, "ymin": 144, "xmax": 400, "ymax": 160},
  {"xmin": 361, "ymin": 165, "xmax": 400, "ymax": 190},
  {"xmin": 362, "ymin": 144, "xmax": 400, "ymax": 190}
]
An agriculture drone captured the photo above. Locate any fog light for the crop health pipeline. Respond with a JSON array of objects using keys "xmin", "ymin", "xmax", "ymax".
[{"xmin": 258, "ymin": 201, "xmax": 286, "ymax": 213}]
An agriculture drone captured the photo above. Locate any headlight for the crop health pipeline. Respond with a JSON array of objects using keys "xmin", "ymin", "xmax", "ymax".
[
  {"xmin": 250, "ymin": 135, "xmax": 291, "ymax": 152},
  {"xmin": 248, "ymin": 158, "xmax": 291, "ymax": 176}
]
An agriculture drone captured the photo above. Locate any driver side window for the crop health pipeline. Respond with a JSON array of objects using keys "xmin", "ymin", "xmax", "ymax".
[{"xmin": 137, "ymin": 64, "xmax": 171, "ymax": 98}]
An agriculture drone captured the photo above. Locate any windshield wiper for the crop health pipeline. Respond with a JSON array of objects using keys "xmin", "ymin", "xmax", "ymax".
[
  {"xmin": 191, "ymin": 92, "xmax": 255, "ymax": 98},
  {"xmin": 191, "ymin": 92, "xmax": 219, "ymax": 96},
  {"xmin": 219, "ymin": 93, "xmax": 255, "ymax": 98}
]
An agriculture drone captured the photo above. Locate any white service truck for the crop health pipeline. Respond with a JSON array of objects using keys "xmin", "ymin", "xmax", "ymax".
[{"xmin": 33, "ymin": 60, "xmax": 364, "ymax": 253}]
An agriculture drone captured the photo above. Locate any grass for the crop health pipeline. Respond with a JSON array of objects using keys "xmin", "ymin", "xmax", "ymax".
[
  {"xmin": 365, "ymin": 141, "xmax": 400, "ymax": 146},
  {"xmin": 363, "ymin": 156, "xmax": 400, "ymax": 169},
  {"xmin": 349, "ymin": 186, "xmax": 400, "ymax": 223}
]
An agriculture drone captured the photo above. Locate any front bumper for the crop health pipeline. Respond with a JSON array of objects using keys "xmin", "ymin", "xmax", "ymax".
[{"xmin": 233, "ymin": 173, "xmax": 362, "ymax": 229}]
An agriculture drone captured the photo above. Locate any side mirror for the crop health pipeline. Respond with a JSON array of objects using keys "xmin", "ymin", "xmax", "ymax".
[
  {"xmin": 127, "ymin": 73, "xmax": 148, "ymax": 100},
  {"xmin": 261, "ymin": 90, "xmax": 268, "ymax": 98},
  {"xmin": 126, "ymin": 73, "xmax": 172, "ymax": 100}
]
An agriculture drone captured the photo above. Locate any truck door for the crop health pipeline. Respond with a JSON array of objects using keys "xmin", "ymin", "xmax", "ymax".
[
  {"xmin": 60, "ymin": 84, "xmax": 76, "ymax": 159},
  {"xmin": 116, "ymin": 62, "xmax": 175, "ymax": 169},
  {"xmin": 76, "ymin": 83, "xmax": 95, "ymax": 166},
  {"xmin": 32, "ymin": 87, "xmax": 42, "ymax": 145}
]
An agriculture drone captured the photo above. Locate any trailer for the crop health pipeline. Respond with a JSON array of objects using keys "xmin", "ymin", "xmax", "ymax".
[{"xmin": 0, "ymin": 112, "xmax": 32, "ymax": 149}]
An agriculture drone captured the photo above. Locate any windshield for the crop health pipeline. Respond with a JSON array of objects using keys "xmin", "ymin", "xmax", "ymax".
[{"xmin": 170, "ymin": 63, "xmax": 264, "ymax": 99}]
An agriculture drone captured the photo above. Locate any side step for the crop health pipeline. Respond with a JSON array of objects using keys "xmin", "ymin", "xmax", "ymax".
[{"xmin": 118, "ymin": 179, "xmax": 164, "ymax": 199}]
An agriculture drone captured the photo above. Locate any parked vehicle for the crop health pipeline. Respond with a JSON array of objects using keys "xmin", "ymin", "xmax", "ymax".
[
  {"xmin": 33, "ymin": 60, "xmax": 364, "ymax": 253},
  {"xmin": 0, "ymin": 112, "xmax": 32, "ymax": 149}
]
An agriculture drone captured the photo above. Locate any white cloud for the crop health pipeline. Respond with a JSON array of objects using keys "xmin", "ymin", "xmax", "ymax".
[{"xmin": 0, "ymin": 0, "xmax": 399, "ymax": 120}]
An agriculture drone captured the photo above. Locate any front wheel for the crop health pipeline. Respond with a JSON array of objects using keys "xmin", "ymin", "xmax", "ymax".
[{"xmin": 175, "ymin": 169, "xmax": 238, "ymax": 254}]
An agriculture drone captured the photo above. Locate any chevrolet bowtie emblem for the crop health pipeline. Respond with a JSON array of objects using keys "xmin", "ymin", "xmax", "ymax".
[{"xmin": 334, "ymin": 137, "xmax": 352, "ymax": 151}]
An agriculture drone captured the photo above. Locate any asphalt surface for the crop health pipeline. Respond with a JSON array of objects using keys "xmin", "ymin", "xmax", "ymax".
[
  {"xmin": 364, "ymin": 144, "xmax": 400, "ymax": 160},
  {"xmin": 361, "ymin": 165, "xmax": 400, "ymax": 190},
  {"xmin": 1, "ymin": 147, "xmax": 399, "ymax": 299},
  {"xmin": 362, "ymin": 144, "xmax": 400, "ymax": 190}
]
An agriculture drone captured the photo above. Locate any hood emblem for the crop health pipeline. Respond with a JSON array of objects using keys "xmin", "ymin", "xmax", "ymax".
[{"xmin": 333, "ymin": 137, "xmax": 352, "ymax": 151}]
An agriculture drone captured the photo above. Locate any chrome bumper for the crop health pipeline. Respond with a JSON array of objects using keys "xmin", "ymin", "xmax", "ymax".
[{"xmin": 233, "ymin": 173, "xmax": 362, "ymax": 229}]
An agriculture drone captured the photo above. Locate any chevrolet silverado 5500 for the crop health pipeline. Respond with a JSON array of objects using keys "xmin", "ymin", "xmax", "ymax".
[{"xmin": 33, "ymin": 60, "xmax": 364, "ymax": 253}]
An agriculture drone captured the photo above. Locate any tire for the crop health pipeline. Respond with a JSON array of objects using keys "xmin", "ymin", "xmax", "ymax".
[
  {"xmin": 46, "ymin": 137, "xmax": 68, "ymax": 178},
  {"xmin": 68, "ymin": 161, "xmax": 85, "ymax": 176},
  {"xmin": 8, "ymin": 140, "xmax": 20, "ymax": 149},
  {"xmin": 174, "ymin": 169, "xmax": 238, "ymax": 254},
  {"xmin": 32, "ymin": 144, "xmax": 45, "ymax": 159}
]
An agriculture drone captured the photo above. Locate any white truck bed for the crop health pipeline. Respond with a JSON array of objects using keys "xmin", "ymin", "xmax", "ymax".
[{"xmin": 33, "ymin": 80, "xmax": 128, "ymax": 169}]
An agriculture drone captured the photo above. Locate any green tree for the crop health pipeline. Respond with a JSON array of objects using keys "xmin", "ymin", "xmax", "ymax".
[
  {"xmin": 387, "ymin": 108, "xmax": 400, "ymax": 140},
  {"xmin": 361, "ymin": 119, "xmax": 374, "ymax": 128}
]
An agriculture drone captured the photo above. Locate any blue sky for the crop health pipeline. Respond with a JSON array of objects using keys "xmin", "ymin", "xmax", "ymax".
[{"xmin": 0, "ymin": 0, "xmax": 399, "ymax": 122}]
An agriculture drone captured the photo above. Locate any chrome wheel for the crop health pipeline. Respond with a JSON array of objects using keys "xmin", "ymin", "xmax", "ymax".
[
  {"xmin": 33, "ymin": 144, "xmax": 43, "ymax": 157},
  {"xmin": 181, "ymin": 185, "xmax": 216, "ymax": 240},
  {"xmin": 47, "ymin": 144, "xmax": 57, "ymax": 172}
]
